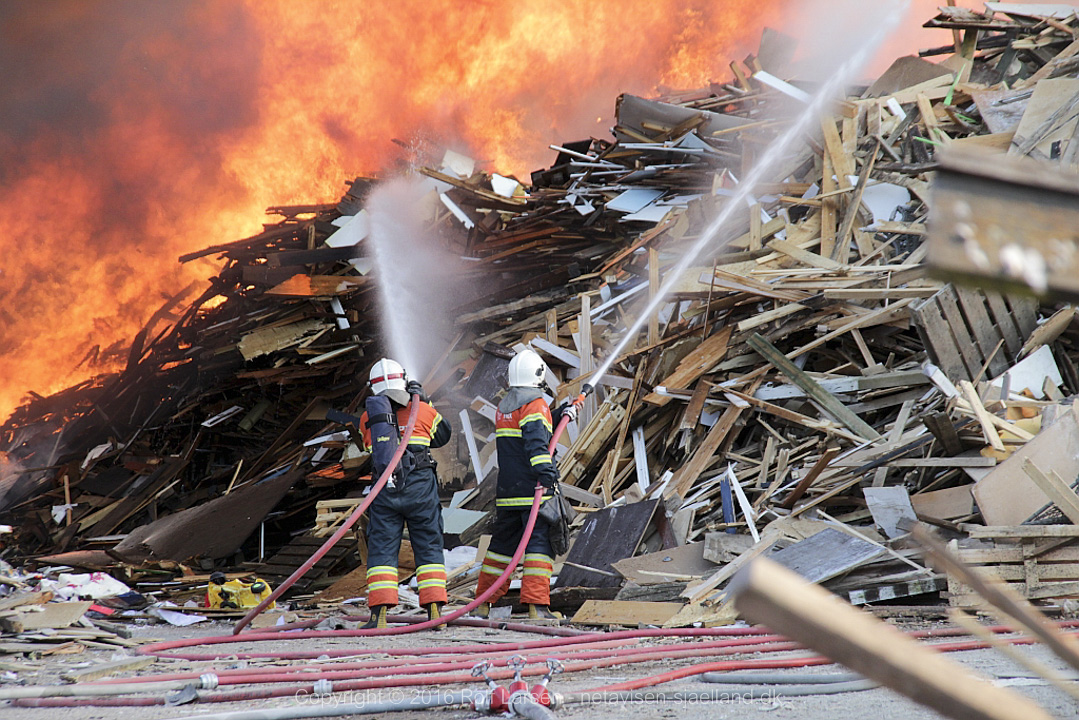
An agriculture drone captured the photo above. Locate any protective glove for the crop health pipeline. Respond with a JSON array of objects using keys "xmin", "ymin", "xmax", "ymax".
[
  {"xmin": 406, "ymin": 379, "xmax": 427, "ymax": 401},
  {"xmin": 554, "ymin": 401, "xmax": 578, "ymax": 425}
]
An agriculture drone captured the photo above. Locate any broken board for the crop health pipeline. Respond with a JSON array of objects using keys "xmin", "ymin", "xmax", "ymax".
[{"xmin": 611, "ymin": 541, "xmax": 719, "ymax": 585}]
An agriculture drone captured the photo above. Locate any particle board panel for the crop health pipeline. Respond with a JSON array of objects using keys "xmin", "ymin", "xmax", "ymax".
[
  {"xmin": 571, "ymin": 600, "xmax": 684, "ymax": 626},
  {"xmin": 973, "ymin": 410, "xmax": 1079, "ymax": 526}
]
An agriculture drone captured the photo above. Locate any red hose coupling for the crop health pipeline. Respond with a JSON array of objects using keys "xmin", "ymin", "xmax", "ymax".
[
  {"xmin": 470, "ymin": 660, "xmax": 510, "ymax": 713},
  {"xmin": 530, "ymin": 658, "xmax": 564, "ymax": 706},
  {"xmin": 472, "ymin": 686, "xmax": 511, "ymax": 713},
  {"xmin": 507, "ymin": 654, "xmax": 529, "ymax": 697},
  {"xmin": 529, "ymin": 684, "xmax": 552, "ymax": 706}
]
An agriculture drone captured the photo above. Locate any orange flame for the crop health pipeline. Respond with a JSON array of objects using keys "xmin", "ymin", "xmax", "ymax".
[{"xmin": 0, "ymin": 0, "xmax": 960, "ymax": 423}]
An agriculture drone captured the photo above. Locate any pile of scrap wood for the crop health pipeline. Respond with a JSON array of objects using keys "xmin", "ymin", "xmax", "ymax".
[{"xmin": 4, "ymin": 4, "xmax": 1079, "ymax": 624}]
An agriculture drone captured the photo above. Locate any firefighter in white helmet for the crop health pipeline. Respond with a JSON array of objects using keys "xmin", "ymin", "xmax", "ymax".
[
  {"xmin": 474, "ymin": 347, "xmax": 573, "ymax": 620},
  {"xmin": 357, "ymin": 358, "xmax": 451, "ymax": 629}
]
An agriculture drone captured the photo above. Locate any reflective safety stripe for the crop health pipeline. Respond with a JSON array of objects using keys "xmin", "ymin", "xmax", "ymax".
[
  {"xmin": 520, "ymin": 412, "xmax": 553, "ymax": 432},
  {"xmin": 366, "ymin": 565, "xmax": 398, "ymax": 578},
  {"xmin": 367, "ymin": 580, "xmax": 400, "ymax": 591},
  {"xmin": 417, "ymin": 564, "xmax": 446, "ymax": 589},
  {"xmin": 529, "ymin": 454, "xmax": 552, "ymax": 466},
  {"xmin": 405, "ymin": 437, "xmax": 432, "ymax": 446},
  {"xmin": 417, "ymin": 563, "xmax": 446, "ymax": 574},
  {"xmin": 496, "ymin": 428, "xmax": 523, "ymax": 438},
  {"xmin": 523, "ymin": 552, "xmax": 553, "ymax": 578},
  {"xmin": 481, "ymin": 550, "xmax": 513, "ymax": 575},
  {"xmin": 496, "ymin": 496, "xmax": 548, "ymax": 507}
]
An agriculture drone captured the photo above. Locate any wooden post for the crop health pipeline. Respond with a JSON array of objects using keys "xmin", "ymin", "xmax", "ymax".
[
  {"xmin": 545, "ymin": 308, "xmax": 558, "ymax": 344},
  {"xmin": 648, "ymin": 248, "xmax": 659, "ymax": 346},
  {"xmin": 730, "ymin": 557, "xmax": 1055, "ymax": 720},
  {"xmin": 748, "ymin": 203, "xmax": 763, "ymax": 252},
  {"xmin": 62, "ymin": 474, "xmax": 72, "ymax": 526},
  {"xmin": 578, "ymin": 294, "xmax": 595, "ymax": 427}
]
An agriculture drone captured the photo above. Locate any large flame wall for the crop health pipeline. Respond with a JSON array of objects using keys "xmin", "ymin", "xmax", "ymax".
[{"xmin": 0, "ymin": 0, "xmax": 961, "ymax": 423}]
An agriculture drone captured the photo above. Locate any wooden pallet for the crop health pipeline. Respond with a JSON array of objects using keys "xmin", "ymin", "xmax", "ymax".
[
  {"xmin": 946, "ymin": 534, "xmax": 1079, "ymax": 607},
  {"xmin": 250, "ymin": 533, "xmax": 361, "ymax": 594},
  {"xmin": 911, "ymin": 284, "xmax": 1038, "ymax": 382},
  {"xmin": 313, "ymin": 499, "xmax": 363, "ymax": 538}
]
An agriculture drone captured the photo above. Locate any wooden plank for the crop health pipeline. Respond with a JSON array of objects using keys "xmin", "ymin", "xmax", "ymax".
[
  {"xmin": 922, "ymin": 412, "xmax": 964, "ymax": 456},
  {"xmin": 702, "ymin": 532, "xmax": 755, "ymax": 564},
  {"xmin": 984, "ymin": 292, "xmax": 1024, "ymax": 359},
  {"xmin": 847, "ymin": 577, "xmax": 946, "ymax": 606},
  {"xmin": 642, "ymin": 325, "xmax": 732, "ymax": 406},
  {"xmin": 747, "ymin": 333, "xmax": 881, "ymax": 441},
  {"xmin": 767, "ymin": 238, "xmax": 842, "ymax": 270},
  {"xmin": 954, "ymin": 287, "xmax": 1009, "ymax": 377},
  {"xmin": 960, "ymin": 380, "xmax": 1005, "ymax": 452},
  {"xmin": 965, "ymin": 525, "xmax": 1079, "ymax": 539},
  {"xmin": 730, "ymin": 557, "xmax": 1055, "ymax": 720},
  {"xmin": 61, "ymin": 655, "xmax": 156, "ymax": 682},
  {"xmin": 571, "ymin": 600, "xmax": 684, "ymax": 626},
  {"xmin": 665, "ymin": 405, "xmax": 745, "ymax": 499},
  {"xmin": 779, "ymin": 447, "xmax": 840, "ymax": 509},
  {"xmin": 891, "ymin": 457, "xmax": 995, "ymax": 467},
  {"xmin": 911, "ymin": 485, "xmax": 975, "ymax": 520},
  {"xmin": 648, "ymin": 247, "xmax": 660, "ymax": 346}
]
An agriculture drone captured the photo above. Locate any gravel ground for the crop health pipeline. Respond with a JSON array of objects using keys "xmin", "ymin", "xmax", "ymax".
[{"xmin": 0, "ymin": 616, "xmax": 1075, "ymax": 720}]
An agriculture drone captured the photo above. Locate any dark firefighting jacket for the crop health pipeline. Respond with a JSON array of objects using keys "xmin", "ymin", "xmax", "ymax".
[
  {"xmin": 359, "ymin": 399, "xmax": 451, "ymax": 476},
  {"xmin": 494, "ymin": 388, "xmax": 558, "ymax": 508}
]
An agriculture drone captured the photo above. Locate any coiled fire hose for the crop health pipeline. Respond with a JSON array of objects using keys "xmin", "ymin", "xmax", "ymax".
[{"xmin": 235, "ymin": 388, "xmax": 589, "ymax": 636}]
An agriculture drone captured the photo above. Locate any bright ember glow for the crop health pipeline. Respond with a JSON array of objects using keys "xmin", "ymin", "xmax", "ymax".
[{"xmin": 0, "ymin": 0, "xmax": 956, "ymax": 423}]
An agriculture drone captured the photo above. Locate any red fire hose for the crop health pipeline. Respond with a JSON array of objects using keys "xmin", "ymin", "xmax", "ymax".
[
  {"xmin": 15, "ymin": 626, "xmax": 1079, "ymax": 707},
  {"xmin": 234, "ymin": 394, "xmax": 422, "ymax": 635}
]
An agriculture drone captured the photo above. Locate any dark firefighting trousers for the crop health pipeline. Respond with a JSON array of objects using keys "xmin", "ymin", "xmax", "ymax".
[
  {"xmin": 364, "ymin": 466, "xmax": 446, "ymax": 607},
  {"xmin": 475, "ymin": 506, "xmax": 554, "ymax": 606}
]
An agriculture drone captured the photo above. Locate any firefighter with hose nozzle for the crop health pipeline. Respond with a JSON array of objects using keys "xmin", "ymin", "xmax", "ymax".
[
  {"xmin": 357, "ymin": 358, "xmax": 451, "ymax": 629},
  {"xmin": 474, "ymin": 347, "xmax": 575, "ymax": 621}
]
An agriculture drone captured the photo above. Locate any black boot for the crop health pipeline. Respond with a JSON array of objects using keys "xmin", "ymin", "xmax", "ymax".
[{"xmin": 362, "ymin": 605, "xmax": 389, "ymax": 629}]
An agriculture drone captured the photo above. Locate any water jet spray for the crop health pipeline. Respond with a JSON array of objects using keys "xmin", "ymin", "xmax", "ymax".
[{"xmin": 586, "ymin": 2, "xmax": 907, "ymax": 390}]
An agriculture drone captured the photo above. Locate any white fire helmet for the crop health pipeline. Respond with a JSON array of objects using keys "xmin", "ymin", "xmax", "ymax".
[
  {"xmin": 369, "ymin": 358, "xmax": 409, "ymax": 405},
  {"xmin": 508, "ymin": 348, "xmax": 546, "ymax": 388}
]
